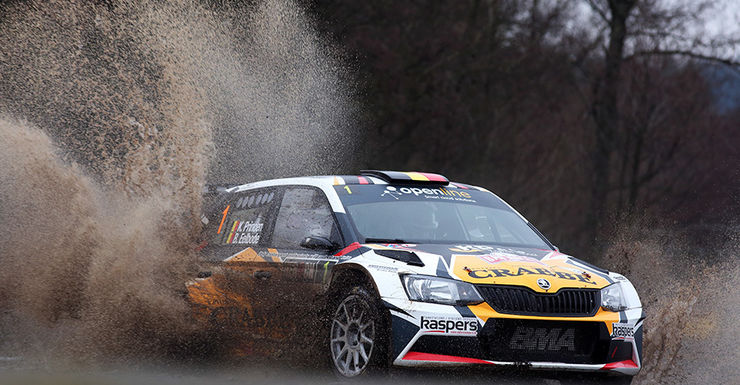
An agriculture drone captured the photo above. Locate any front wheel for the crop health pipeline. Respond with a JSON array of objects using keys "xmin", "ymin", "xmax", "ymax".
[{"xmin": 329, "ymin": 286, "xmax": 387, "ymax": 378}]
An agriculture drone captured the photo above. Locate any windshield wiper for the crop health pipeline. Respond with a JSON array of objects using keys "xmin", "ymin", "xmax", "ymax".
[{"xmin": 364, "ymin": 237, "xmax": 408, "ymax": 244}]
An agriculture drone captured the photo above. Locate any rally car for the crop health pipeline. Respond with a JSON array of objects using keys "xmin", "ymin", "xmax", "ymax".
[{"xmin": 188, "ymin": 171, "xmax": 643, "ymax": 382}]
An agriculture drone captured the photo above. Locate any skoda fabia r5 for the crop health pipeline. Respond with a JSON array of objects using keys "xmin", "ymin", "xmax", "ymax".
[{"xmin": 188, "ymin": 171, "xmax": 643, "ymax": 383}]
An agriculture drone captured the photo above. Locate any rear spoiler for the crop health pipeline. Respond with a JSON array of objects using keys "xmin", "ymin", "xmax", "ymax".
[
  {"xmin": 360, "ymin": 170, "xmax": 449, "ymax": 185},
  {"xmin": 202, "ymin": 184, "xmax": 234, "ymax": 196}
]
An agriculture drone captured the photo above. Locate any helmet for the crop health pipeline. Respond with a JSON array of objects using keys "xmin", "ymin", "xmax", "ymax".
[{"xmin": 407, "ymin": 202, "xmax": 438, "ymax": 239}]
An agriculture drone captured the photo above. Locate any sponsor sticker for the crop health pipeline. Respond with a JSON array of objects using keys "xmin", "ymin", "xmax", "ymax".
[
  {"xmin": 381, "ymin": 186, "xmax": 402, "ymax": 200},
  {"xmin": 420, "ymin": 316, "xmax": 480, "ymax": 336},
  {"xmin": 474, "ymin": 253, "xmax": 542, "ymax": 265},
  {"xmin": 509, "ymin": 327, "xmax": 575, "ymax": 351},
  {"xmin": 224, "ymin": 215, "xmax": 265, "ymax": 245},
  {"xmin": 380, "ymin": 186, "xmax": 476, "ymax": 202},
  {"xmin": 465, "ymin": 266, "xmax": 598, "ymax": 285},
  {"xmin": 450, "ymin": 250, "xmax": 611, "ymax": 288},
  {"xmin": 367, "ymin": 243, "xmax": 418, "ymax": 249},
  {"xmin": 367, "ymin": 264, "xmax": 398, "ymax": 273},
  {"xmin": 449, "ymin": 245, "xmax": 541, "ymax": 256},
  {"xmin": 611, "ymin": 323, "xmax": 635, "ymax": 338},
  {"xmin": 449, "ymin": 245, "xmax": 497, "ymax": 253},
  {"xmin": 226, "ymin": 219, "xmax": 264, "ymax": 245}
]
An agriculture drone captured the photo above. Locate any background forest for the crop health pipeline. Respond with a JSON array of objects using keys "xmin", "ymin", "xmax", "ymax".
[{"xmin": 300, "ymin": 0, "xmax": 740, "ymax": 258}]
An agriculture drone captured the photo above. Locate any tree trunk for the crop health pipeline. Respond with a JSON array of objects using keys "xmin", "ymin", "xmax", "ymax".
[{"xmin": 585, "ymin": 0, "xmax": 637, "ymax": 251}]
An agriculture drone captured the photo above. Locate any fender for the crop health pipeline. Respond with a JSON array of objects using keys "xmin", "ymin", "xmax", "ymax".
[{"xmin": 329, "ymin": 262, "xmax": 382, "ymax": 299}]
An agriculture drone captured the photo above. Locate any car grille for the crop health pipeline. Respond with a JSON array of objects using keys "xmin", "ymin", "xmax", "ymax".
[
  {"xmin": 478, "ymin": 319, "xmax": 610, "ymax": 364},
  {"xmin": 476, "ymin": 285, "xmax": 600, "ymax": 316}
]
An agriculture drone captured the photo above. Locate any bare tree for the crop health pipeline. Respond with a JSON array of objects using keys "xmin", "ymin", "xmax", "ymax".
[
  {"xmin": 580, "ymin": 0, "xmax": 739, "ymax": 249},
  {"xmin": 306, "ymin": 0, "xmax": 739, "ymax": 254},
  {"xmin": 583, "ymin": 0, "xmax": 638, "ymax": 243}
]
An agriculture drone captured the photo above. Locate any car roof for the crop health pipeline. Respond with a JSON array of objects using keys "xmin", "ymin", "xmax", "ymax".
[
  {"xmin": 216, "ymin": 171, "xmax": 530, "ymax": 227},
  {"xmin": 225, "ymin": 171, "xmax": 490, "ymax": 193}
]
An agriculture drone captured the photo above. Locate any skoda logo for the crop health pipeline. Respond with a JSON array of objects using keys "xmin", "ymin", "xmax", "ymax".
[{"xmin": 537, "ymin": 278, "xmax": 551, "ymax": 290}]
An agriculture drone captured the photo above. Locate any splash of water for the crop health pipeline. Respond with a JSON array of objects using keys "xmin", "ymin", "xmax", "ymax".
[
  {"xmin": 599, "ymin": 220, "xmax": 740, "ymax": 384},
  {"xmin": 0, "ymin": 0, "xmax": 355, "ymax": 365},
  {"xmin": 202, "ymin": 0, "xmax": 360, "ymax": 182},
  {"xmin": 0, "ymin": 116, "xmax": 202, "ymax": 364}
]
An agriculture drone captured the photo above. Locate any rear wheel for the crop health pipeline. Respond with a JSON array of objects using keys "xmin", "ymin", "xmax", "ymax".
[{"xmin": 328, "ymin": 286, "xmax": 387, "ymax": 378}]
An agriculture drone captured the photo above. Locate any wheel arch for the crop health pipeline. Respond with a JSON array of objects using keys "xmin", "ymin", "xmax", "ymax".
[
  {"xmin": 327, "ymin": 263, "xmax": 381, "ymax": 300},
  {"xmin": 325, "ymin": 262, "xmax": 393, "ymax": 371},
  {"xmin": 323, "ymin": 263, "xmax": 392, "ymax": 328}
]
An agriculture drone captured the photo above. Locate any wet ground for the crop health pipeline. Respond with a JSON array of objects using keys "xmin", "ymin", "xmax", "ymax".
[
  {"xmin": 0, "ymin": 368, "xmax": 630, "ymax": 385},
  {"xmin": 0, "ymin": 355, "xmax": 634, "ymax": 385}
]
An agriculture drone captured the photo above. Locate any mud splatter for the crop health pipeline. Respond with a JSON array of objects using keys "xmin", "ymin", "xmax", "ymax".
[
  {"xmin": 599, "ymin": 219, "xmax": 740, "ymax": 384},
  {"xmin": 0, "ymin": 0, "xmax": 355, "ymax": 366},
  {"xmin": 201, "ymin": 0, "xmax": 360, "ymax": 182},
  {"xmin": 0, "ymin": 113, "xmax": 203, "ymax": 365}
]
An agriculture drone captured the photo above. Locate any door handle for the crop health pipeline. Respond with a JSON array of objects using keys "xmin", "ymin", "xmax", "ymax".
[{"xmin": 253, "ymin": 270, "xmax": 272, "ymax": 280}]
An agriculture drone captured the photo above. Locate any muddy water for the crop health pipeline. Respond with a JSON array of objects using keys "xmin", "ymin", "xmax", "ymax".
[
  {"xmin": 0, "ymin": 117, "xmax": 202, "ymax": 363},
  {"xmin": 599, "ymin": 221, "xmax": 740, "ymax": 384},
  {"xmin": 0, "ymin": 0, "xmax": 354, "ymax": 367},
  {"xmin": 0, "ymin": 0, "xmax": 215, "ymax": 362}
]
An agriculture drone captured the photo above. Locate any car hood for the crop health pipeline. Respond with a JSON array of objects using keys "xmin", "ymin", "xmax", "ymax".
[{"xmin": 363, "ymin": 243, "xmax": 613, "ymax": 292}]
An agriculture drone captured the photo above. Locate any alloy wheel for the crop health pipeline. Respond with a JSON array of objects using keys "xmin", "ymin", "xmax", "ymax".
[{"xmin": 330, "ymin": 294, "xmax": 376, "ymax": 377}]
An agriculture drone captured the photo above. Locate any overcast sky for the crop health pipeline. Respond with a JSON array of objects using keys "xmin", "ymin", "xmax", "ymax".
[
  {"xmin": 573, "ymin": 0, "xmax": 739, "ymax": 60},
  {"xmin": 704, "ymin": 0, "xmax": 739, "ymax": 37}
]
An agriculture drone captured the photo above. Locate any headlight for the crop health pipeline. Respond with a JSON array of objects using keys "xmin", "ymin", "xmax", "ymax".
[
  {"xmin": 600, "ymin": 282, "xmax": 640, "ymax": 312},
  {"xmin": 402, "ymin": 275, "xmax": 484, "ymax": 306}
]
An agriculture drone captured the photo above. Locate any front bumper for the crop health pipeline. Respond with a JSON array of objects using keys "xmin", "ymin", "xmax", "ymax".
[{"xmin": 385, "ymin": 298, "xmax": 643, "ymax": 376}]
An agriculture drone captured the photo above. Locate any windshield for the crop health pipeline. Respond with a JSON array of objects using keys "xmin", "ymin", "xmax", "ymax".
[{"xmin": 335, "ymin": 185, "xmax": 550, "ymax": 249}]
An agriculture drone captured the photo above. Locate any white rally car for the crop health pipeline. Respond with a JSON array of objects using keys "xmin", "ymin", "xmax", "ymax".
[{"xmin": 189, "ymin": 171, "xmax": 643, "ymax": 383}]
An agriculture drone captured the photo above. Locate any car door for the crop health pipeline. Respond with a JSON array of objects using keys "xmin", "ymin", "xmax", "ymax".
[
  {"xmin": 190, "ymin": 185, "xmax": 343, "ymax": 351},
  {"xmin": 192, "ymin": 187, "xmax": 284, "ymax": 343},
  {"xmin": 265, "ymin": 186, "xmax": 343, "ymax": 316},
  {"xmin": 269, "ymin": 185, "xmax": 343, "ymax": 284}
]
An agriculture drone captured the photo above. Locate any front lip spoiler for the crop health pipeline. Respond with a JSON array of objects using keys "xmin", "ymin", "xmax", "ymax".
[{"xmin": 397, "ymin": 352, "xmax": 639, "ymax": 375}]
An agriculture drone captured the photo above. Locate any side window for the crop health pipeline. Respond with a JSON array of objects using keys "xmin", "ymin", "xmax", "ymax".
[
  {"xmin": 271, "ymin": 187, "xmax": 341, "ymax": 250},
  {"xmin": 211, "ymin": 189, "xmax": 277, "ymax": 247}
]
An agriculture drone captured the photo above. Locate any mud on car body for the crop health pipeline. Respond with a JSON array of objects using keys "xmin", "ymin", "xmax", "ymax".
[{"xmin": 188, "ymin": 171, "xmax": 643, "ymax": 382}]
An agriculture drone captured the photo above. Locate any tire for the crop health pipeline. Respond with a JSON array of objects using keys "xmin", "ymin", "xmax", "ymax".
[{"xmin": 328, "ymin": 285, "xmax": 388, "ymax": 378}]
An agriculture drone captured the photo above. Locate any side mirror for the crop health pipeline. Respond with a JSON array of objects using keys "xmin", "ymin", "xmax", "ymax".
[{"xmin": 300, "ymin": 235, "xmax": 337, "ymax": 251}]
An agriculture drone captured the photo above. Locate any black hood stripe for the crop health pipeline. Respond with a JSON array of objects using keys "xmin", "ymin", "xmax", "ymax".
[
  {"xmin": 436, "ymin": 258, "xmax": 453, "ymax": 279},
  {"xmin": 383, "ymin": 300, "xmax": 413, "ymax": 318},
  {"xmin": 566, "ymin": 258, "xmax": 614, "ymax": 284},
  {"xmin": 454, "ymin": 305, "xmax": 476, "ymax": 318}
]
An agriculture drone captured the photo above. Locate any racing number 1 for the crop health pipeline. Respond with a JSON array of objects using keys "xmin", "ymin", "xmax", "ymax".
[
  {"xmin": 217, "ymin": 205, "xmax": 230, "ymax": 234},
  {"xmin": 344, "ymin": 186, "xmax": 352, "ymax": 194}
]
